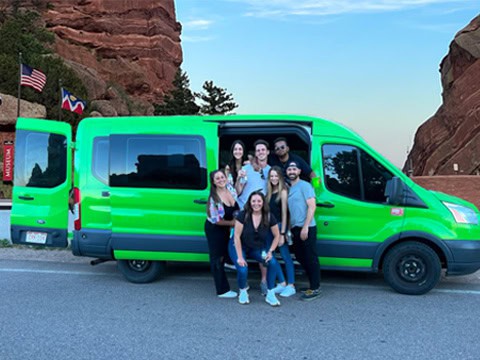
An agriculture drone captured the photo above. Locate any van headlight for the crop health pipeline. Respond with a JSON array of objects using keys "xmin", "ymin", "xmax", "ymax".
[{"xmin": 443, "ymin": 202, "xmax": 479, "ymax": 225}]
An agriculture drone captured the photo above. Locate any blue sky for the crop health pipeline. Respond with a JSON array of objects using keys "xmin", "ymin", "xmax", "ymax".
[{"xmin": 175, "ymin": 1, "xmax": 479, "ymax": 167}]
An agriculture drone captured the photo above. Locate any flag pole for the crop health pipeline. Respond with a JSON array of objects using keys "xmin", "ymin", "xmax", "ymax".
[
  {"xmin": 17, "ymin": 52, "xmax": 22, "ymax": 118},
  {"xmin": 58, "ymin": 79, "xmax": 63, "ymax": 121}
]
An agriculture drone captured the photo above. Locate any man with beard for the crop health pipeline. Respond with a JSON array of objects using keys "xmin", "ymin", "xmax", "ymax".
[
  {"xmin": 270, "ymin": 137, "xmax": 316, "ymax": 182},
  {"xmin": 286, "ymin": 160, "xmax": 321, "ymax": 301}
]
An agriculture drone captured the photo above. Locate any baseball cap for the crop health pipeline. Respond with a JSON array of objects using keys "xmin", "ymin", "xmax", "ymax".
[{"xmin": 286, "ymin": 161, "xmax": 299, "ymax": 169}]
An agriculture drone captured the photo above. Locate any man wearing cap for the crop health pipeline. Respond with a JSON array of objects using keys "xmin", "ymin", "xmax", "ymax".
[
  {"xmin": 270, "ymin": 137, "xmax": 316, "ymax": 182},
  {"xmin": 286, "ymin": 160, "xmax": 321, "ymax": 301}
]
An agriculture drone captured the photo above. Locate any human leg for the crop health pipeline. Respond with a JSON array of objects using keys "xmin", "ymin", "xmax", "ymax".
[
  {"xmin": 205, "ymin": 221, "xmax": 232, "ymax": 295},
  {"xmin": 302, "ymin": 226, "xmax": 321, "ymax": 290},
  {"xmin": 266, "ymin": 226, "xmax": 286, "ymax": 286},
  {"xmin": 228, "ymin": 239, "xmax": 249, "ymax": 290},
  {"xmin": 279, "ymin": 242, "xmax": 295, "ymax": 285}
]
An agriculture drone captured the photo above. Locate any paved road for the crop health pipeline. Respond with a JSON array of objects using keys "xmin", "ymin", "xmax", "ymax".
[{"xmin": 0, "ymin": 249, "xmax": 479, "ymax": 360}]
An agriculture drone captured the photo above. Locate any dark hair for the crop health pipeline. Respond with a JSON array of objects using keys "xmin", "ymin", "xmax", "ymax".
[
  {"xmin": 208, "ymin": 169, "xmax": 225, "ymax": 205},
  {"xmin": 254, "ymin": 139, "xmax": 269, "ymax": 150},
  {"xmin": 228, "ymin": 140, "xmax": 247, "ymax": 182},
  {"xmin": 273, "ymin": 137, "xmax": 288, "ymax": 146},
  {"xmin": 244, "ymin": 191, "xmax": 270, "ymax": 227}
]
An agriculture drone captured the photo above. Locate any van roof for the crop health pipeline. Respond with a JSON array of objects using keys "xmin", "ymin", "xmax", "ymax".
[{"xmin": 80, "ymin": 114, "xmax": 363, "ymax": 142}]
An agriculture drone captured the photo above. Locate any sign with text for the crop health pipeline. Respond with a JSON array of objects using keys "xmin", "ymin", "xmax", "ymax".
[{"xmin": 3, "ymin": 141, "xmax": 14, "ymax": 182}]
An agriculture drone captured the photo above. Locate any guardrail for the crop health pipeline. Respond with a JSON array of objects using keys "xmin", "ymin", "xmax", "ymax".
[{"xmin": 0, "ymin": 199, "xmax": 12, "ymax": 210}]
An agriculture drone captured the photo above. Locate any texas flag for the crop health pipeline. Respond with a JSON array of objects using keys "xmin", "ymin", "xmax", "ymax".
[{"xmin": 61, "ymin": 88, "xmax": 86, "ymax": 114}]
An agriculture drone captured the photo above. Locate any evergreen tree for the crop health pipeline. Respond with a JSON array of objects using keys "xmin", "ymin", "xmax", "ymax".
[
  {"xmin": 0, "ymin": 9, "xmax": 87, "ymax": 127},
  {"xmin": 154, "ymin": 68, "xmax": 199, "ymax": 115},
  {"xmin": 195, "ymin": 80, "xmax": 238, "ymax": 115}
]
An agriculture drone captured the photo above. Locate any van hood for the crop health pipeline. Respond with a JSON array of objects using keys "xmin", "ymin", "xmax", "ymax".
[{"xmin": 429, "ymin": 190, "xmax": 479, "ymax": 212}]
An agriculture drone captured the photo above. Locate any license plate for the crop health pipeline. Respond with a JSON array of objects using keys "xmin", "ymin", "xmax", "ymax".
[{"xmin": 26, "ymin": 231, "xmax": 47, "ymax": 244}]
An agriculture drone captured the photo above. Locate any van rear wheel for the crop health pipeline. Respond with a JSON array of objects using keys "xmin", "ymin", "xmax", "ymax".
[
  {"xmin": 383, "ymin": 242, "xmax": 441, "ymax": 295},
  {"xmin": 117, "ymin": 260, "xmax": 166, "ymax": 283}
]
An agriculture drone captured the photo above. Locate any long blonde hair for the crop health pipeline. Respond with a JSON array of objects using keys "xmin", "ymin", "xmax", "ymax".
[{"xmin": 266, "ymin": 166, "xmax": 287, "ymax": 204}]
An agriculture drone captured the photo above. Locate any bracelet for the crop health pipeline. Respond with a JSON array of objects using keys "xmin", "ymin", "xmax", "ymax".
[{"xmin": 280, "ymin": 232, "xmax": 285, "ymax": 235}]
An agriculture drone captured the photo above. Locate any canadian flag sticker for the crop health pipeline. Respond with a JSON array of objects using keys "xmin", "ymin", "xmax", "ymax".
[{"xmin": 391, "ymin": 208, "xmax": 404, "ymax": 216}]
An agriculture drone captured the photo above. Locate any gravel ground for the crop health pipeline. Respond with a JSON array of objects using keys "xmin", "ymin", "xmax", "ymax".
[{"xmin": 0, "ymin": 247, "xmax": 89, "ymax": 263}]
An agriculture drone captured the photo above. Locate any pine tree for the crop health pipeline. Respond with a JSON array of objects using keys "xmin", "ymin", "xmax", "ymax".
[
  {"xmin": 195, "ymin": 80, "xmax": 238, "ymax": 115},
  {"xmin": 154, "ymin": 69, "xmax": 199, "ymax": 115}
]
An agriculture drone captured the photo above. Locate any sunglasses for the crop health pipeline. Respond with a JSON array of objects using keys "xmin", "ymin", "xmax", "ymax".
[
  {"xmin": 274, "ymin": 145, "xmax": 286, "ymax": 151},
  {"xmin": 259, "ymin": 168, "xmax": 265, "ymax": 180}
]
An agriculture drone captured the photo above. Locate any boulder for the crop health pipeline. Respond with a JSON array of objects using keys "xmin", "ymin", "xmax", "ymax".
[{"xmin": 405, "ymin": 15, "xmax": 480, "ymax": 175}]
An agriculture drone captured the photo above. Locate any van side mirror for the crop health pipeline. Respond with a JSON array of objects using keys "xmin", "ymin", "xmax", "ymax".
[{"xmin": 384, "ymin": 177, "xmax": 405, "ymax": 205}]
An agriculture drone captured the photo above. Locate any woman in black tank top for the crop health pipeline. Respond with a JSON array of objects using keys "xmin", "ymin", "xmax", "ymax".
[{"xmin": 266, "ymin": 166, "xmax": 297, "ymax": 298}]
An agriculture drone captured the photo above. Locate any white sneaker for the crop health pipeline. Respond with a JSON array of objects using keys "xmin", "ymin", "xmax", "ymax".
[
  {"xmin": 273, "ymin": 284, "xmax": 287, "ymax": 294},
  {"xmin": 279, "ymin": 285, "xmax": 296, "ymax": 298},
  {"xmin": 265, "ymin": 289, "xmax": 281, "ymax": 307},
  {"xmin": 238, "ymin": 288, "xmax": 250, "ymax": 304},
  {"xmin": 218, "ymin": 290, "xmax": 238, "ymax": 299}
]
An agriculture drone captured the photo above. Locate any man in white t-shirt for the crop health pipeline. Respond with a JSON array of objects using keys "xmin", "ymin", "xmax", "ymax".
[{"xmin": 237, "ymin": 139, "xmax": 271, "ymax": 209}]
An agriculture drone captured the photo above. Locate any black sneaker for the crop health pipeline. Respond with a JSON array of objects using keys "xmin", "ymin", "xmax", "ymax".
[{"xmin": 301, "ymin": 288, "xmax": 321, "ymax": 301}]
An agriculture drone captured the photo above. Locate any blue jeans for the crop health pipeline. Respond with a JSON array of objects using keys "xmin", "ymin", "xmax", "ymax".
[
  {"xmin": 228, "ymin": 239, "xmax": 278, "ymax": 290},
  {"xmin": 266, "ymin": 223, "xmax": 295, "ymax": 285}
]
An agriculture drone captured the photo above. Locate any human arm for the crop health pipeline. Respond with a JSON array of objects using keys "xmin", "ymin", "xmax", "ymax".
[
  {"xmin": 300, "ymin": 197, "xmax": 316, "ymax": 241},
  {"xmin": 207, "ymin": 197, "xmax": 235, "ymax": 227},
  {"xmin": 279, "ymin": 189, "xmax": 288, "ymax": 246},
  {"xmin": 234, "ymin": 220, "xmax": 247, "ymax": 267}
]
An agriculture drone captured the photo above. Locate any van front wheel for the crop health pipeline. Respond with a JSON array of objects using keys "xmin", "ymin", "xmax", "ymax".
[
  {"xmin": 383, "ymin": 242, "xmax": 441, "ymax": 295},
  {"xmin": 117, "ymin": 260, "xmax": 166, "ymax": 283}
]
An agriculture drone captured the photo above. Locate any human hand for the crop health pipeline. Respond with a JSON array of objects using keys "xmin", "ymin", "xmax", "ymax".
[
  {"xmin": 278, "ymin": 235, "xmax": 285, "ymax": 247},
  {"xmin": 237, "ymin": 257, "xmax": 247, "ymax": 267},
  {"xmin": 238, "ymin": 169, "xmax": 246, "ymax": 179},
  {"xmin": 265, "ymin": 251, "xmax": 273, "ymax": 262},
  {"xmin": 300, "ymin": 227, "xmax": 309, "ymax": 241}
]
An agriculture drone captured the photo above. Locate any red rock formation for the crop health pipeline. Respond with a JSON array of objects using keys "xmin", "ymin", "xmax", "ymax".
[
  {"xmin": 405, "ymin": 15, "xmax": 480, "ymax": 175},
  {"xmin": 14, "ymin": 0, "xmax": 182, "ymax": 115}
]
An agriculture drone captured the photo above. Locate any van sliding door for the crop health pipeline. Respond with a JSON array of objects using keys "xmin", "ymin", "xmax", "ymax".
[{"xmin": 108, "ymin": 122, "xmax": 218, "ymax": 261}]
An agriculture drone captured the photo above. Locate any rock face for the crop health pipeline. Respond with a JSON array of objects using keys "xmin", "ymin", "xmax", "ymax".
[
  {"xmin": 405, "ymin": 15, "xmax": 480, "ymax": 175},
  {"xmin": 18, "ymin": 0, "xmax": 182, "ymax": 116},
  {"xmin": 0, "ymin": 93, "xmax": 47, "ymax": 124}
]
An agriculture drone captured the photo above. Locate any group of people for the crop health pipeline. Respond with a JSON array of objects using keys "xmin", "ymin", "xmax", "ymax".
[{"xmin": 204, "ymin": 137, "xmax": 321, "ymax": 306}]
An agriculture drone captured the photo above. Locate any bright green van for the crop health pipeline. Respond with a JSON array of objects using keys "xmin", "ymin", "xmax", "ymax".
[{"xmin": 10, "ymin": 115, "xmax": 480, "ymax": 294}]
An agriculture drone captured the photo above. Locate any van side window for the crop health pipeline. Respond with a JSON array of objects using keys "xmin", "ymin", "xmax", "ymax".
[
  {"xmin": 322, "ymin": 144, "xmax": 392, "ymax": 203},
  {"xmin": 322, "ymin": 144, "xmax": 361, "ymax": 200},
  {"xmin": 14, "ymin": 130, "xmax": 67, "ymax": 188},
  {"xmin": 109, "ymin": 135, "xmax": 207, "ymax": 190},
  {"xmin": 92, "ymin": 137, "xmax": 109, "ymax": 184},
  {"xmin": 361, "ymin": 149, "xmax": 393, "ymax": 203}
]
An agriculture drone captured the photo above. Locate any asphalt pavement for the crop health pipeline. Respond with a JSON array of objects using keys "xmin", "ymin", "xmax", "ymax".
[{"xmin": 0, "ymin": 248, "xmax": 479, "ymax": 360}]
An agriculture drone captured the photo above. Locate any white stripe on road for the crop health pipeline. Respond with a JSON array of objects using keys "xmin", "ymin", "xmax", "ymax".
[
  {"xmin": 2, "ymin": 267, "xmax": 480, "ymax": 295},
  {"xmin": 432, "ymin": 288, "xmax": 480, "ymax": 295}
]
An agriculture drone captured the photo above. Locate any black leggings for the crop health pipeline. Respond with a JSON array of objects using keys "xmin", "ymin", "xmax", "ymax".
[{"xmin": 204, "ymin": 221, "xmax": 231, "ymax": 295}]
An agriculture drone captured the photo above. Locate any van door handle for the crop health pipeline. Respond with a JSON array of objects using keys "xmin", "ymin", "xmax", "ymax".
[
  {"xmin": 101, "ymin": 191, "xmax": 110, "ymax": 197},
  {"xmin": 194, "ymin": 199, "xmax": 207, "ymax": 205},
  {"xmin": 317, "ymin": 201, "xmax": 335, "ymax": 208},
  {"xmin": 19, "ymin": 195, "xmax": 34, "ymax": 201}
]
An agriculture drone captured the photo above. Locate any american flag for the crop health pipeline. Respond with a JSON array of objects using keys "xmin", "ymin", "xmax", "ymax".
[{"xmin": 21, "ymin": 64, "xmax": 47, "ymax": 92}]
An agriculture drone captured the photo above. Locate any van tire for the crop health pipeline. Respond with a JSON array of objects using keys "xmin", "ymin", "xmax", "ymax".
[
  {"xmin": 383, "ymin": 241, "xmax": 441, "ymax": 295},
  {"xmin": 117, "ymin": 260, "xmax": 166, "ymax": 283}
]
